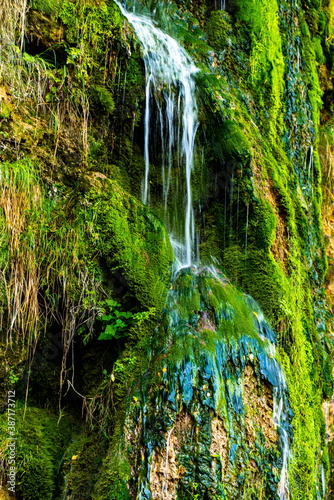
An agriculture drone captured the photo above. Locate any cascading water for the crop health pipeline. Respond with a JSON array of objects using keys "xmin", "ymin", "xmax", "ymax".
[
  {"xmin": 321, "ymin": 464, "xmax": 326, "ymax": 498},
  {"xmin": 115, "ymin": 0, "xmax": 198, "ymax": 268},
  {"xmin": 115, "ymin": 2, "xmax": 292, "ymax": 498}
]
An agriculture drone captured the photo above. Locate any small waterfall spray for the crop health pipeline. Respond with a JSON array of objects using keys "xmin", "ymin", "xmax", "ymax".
[{"xmin": 253, "ymin": 307, "xmax": 291, "ymax": 500}]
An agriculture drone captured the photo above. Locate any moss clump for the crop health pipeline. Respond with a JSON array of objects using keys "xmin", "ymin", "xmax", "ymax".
[
  {"xmin": 221, "ymin": 247, "xmax": 289, "ymax": 326},
  {"xmin": 0, "ymin": 101, "xmax": 11, "ymax": 119},
  {"xmin": 234, "ymin": 0, "xmax": 285, "ymax": 139},
  {"xmin": 93, "ymin": 429, "xmax": 132, "ymax": 500},
  {"xmin": 205, "ymin": 10, "xmax": 232, "ymax": 52},
  {"xmin": 114, "ymin": 266, "xmax": 289, "ymax": 500},
  {"xmin": 0, "ymin": 407, "xmax": 74, "ymax": 500},
  {"xmin": 60, "ymin": 432, "xmax": 107, "ymax": 500}
]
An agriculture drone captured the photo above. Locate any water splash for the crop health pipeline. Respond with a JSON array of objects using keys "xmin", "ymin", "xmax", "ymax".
[
  {"xmin": 247, "ymin": 296, "xmax": 291, "ymax": 499},
  {"xmin": 115, "ymin": 0, "xmax": 199, "ymax": 267}
]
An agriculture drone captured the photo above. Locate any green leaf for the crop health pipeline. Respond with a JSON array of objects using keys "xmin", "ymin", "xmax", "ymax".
[
  {"xmin": 105, "ymin": 324, "xmax": 117, "ymax": 335},
  {"xmin": 105, "ymin": 299, "xmax": 120, "ymax": 308},
  {"xmin": 98, "ymin": 331, "xmax": 111, "ymax": 340},
  {"xmin": 101, "ymin": 313, "xmax": 113, "ymax": 321},
  {"xmin": 115, "ymin": 310, "xmax": 133, "ymax": 319}
]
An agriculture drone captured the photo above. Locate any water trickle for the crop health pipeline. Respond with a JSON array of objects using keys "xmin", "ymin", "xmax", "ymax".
[
  {"xmin": 115, "ymin": 0, "xmax": 199, "ymax": 267},
  {"xmin": 162, "ymin": 428, "xmax": 174, "ymax": 497},
  {"xmin": 308, "ymin": 145, "xmax": 314, "ymax": 182},
  {"xmin": 249, "ymin": 299, "xmax": 291, "ymax": 499},
  {"xmin": 273, "ymin": 375, "xmax": 290, "ymax": 499},
  {"xmin": 321, "ymin": 464, "xmax": 326, "ymax": 498},
  {"xmin": 245, "ymin": 203, "xmax": 249, "ymax": 256}
]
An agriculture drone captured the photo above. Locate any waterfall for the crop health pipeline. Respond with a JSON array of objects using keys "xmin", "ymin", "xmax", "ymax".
[
  {"xmin": 114, "ymin": 2, "xmax": 292, "ymax": 498},
  {"xmin": 115, "ymin": 0, "xmax": 199, "ymax": 268}
]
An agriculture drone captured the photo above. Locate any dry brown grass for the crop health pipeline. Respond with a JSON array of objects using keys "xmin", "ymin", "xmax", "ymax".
[
  {"xmin": 0, "ymin": 160, "xmax": 104, "ymax": 421},
  {"xmin": 0, "ymin": 169, "xmax": 42, "ymax": 349}
]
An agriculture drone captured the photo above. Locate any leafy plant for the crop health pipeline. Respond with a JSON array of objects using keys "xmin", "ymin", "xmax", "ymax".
[
  {"xmin": 8, "ymin": 370, "xmax": 19, "ymax": 384},
  {"xmin": 97, "ymin": 299, "xmax": 133, "ymax": 340},
  {"xmin": 97, "ymin": 299, "xmax": 157, "ymax": 340}
]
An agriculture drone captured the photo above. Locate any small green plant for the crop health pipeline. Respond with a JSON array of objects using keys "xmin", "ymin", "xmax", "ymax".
[
  {"xmin": 8, "ymin": 370, "xmax": 19, "ymax": 384},
  {"xmin": 97, "ymin": 299, "xmax": 133, "ymax": 340},
  {"xmin": 97, "ymin": 299, "xmax": 157, "ymax": 340}
]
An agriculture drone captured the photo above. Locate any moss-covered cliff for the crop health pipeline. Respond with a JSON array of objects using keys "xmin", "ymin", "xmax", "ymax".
[{"xmin": 0, "ymin": 0, "xmax": 333, "ymax": 499}]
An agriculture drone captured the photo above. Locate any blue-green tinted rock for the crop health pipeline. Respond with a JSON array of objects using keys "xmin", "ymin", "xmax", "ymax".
[{"xmin": 124, "ymin": 266, "xmax": 292, "ymax": 500}]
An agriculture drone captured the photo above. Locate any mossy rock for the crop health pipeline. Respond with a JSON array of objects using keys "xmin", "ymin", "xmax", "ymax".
[
  {"xmin": 81, "ymin": 176, "xmax": 174, "ymax": 312},
  {"xmin": 205, "ymin": 10, "xmax": 233, "ymax": 52},
  {"xmin": 0, "ymin": 407, "xmax": 74, "ymax": 500}
]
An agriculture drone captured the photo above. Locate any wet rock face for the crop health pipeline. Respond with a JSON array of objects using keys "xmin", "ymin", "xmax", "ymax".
[{"xmin": 125, "ymin": 267, "xmax": 291, "ymax": 500}]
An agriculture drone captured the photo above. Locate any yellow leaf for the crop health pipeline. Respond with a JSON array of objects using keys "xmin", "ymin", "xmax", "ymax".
[{"xmin": 72, "ymin": 455, "xmax": 78, "ymax": 461}]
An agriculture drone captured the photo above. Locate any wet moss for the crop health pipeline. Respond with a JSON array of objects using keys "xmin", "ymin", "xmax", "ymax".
[
  {"xmin": 82, "ymin": 178, "xmax": 174, "ymax": 311},
  {"xmin": 0, "ymin": 406, "xmax": 74, "ymax": 500},
  {"xmin": 59, "ymin": 432, "xmax": 107, "ymax": 500}
]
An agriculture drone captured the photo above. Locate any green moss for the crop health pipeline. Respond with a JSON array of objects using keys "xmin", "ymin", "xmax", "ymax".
[
  {"xmin": 205, "ymin": 10, "xmax": 233, "ymax": 52},
  {"xmin": 0, "ymin": 406, "xmax": 74, "ymax": 500},
  {"xmin": 249, "ymin": 198, "xmax": 277, "ymax": 251},
  {"xmin": 90, "ymin": 85, "xmax": 115, "ymax": 114},
  {"xmin": 93, "ymin": 420, "xmax": 131, "ymax": 500},
  {"xmin": 0, "ymin": 101, "xmax": 11, "ymax": 119},
  {"xmin": 222, "ymin": 246, "xmax": 289, "ymax": 326},
  {"xmin": 82, "ymin": 178, "xmax": 174, "ymax": 312},
  {"xmin": 235, "ymin": 0, "xmax": 285, "ymax": 138},
  {"xmin": 216, "ymin": 120, "xmax": 251, "ymax": 159},
  {"xmin": 60, "ymin": 432, "xmax": 107, "ymax": 500},
  {"xmin": 31, "ymin": 0, "xmax": 62, "ymax": 15}
]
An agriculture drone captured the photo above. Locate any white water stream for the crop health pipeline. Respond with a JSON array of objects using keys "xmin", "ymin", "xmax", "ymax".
[
  {"xmin": 273, "ymin": 384, "xmax": 290, "ymax": 500},
  {"xmin": 321, "ymin": 464, "xmax": 326, "ymax": 498},
  {"xmin": 115, "ymin": 0, "xmax": 199, "ymax": 267}
]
